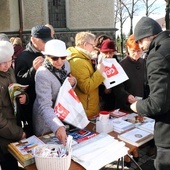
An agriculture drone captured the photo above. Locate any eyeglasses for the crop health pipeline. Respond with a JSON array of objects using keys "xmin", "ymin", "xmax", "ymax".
[
  {"xmin": 86, "ymin": 42, "xmax": 95, "ymax": 48},
  {"xmin": 48, "ymin": 56, "xmax": 67, "ymax": 61}
]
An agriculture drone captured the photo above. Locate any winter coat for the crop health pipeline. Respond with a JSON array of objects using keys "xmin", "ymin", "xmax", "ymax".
[
  {"xmin": 0, "ymin": 68, "xmax": 23, "ymax": 154},
  {"xmin": 32, "ymin": 61, "xmax": 71, "ymax": 136},
  {"xmin": 136, "ymin": 30, "xmax": 170, "ymax": 148},
  {"xmin": 67, "ymin": 47, "xmax": 104, "ymax": 118},
  {"xmin": 14, "ymin": 42, "xmax": 43, "ymax": 136},
  {"xmin": 114, "ymin": 56, "xmax": 145, "ymax": 112}
]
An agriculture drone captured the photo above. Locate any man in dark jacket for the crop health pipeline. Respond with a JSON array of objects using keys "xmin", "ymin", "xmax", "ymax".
[
  {"xmin": 15, "ymin": 25, "xmax": 52, "ymax": 137},
  {"xmin": 131, "ymin": 16, "xmax": 170, "ymax": 170}
]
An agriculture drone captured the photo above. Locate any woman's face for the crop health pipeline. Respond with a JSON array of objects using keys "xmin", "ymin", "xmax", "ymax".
[
  {"xmin": 47, "ymin": 56, "xmax": 66, "ymax": 69},
  {"xmin": 101, "ymin": 51, "xmax": 114, "ymax": 58},
  {"xmin": 0, "ymin": 59, "xmax": 12, "ymax": 72},
  {"xmin": 127, "ymin": 47, "xmax": 142, "ymax": 61},
  {"xmin": 83, "ymin": 39, "xmax": 95, "ymax": 53}
]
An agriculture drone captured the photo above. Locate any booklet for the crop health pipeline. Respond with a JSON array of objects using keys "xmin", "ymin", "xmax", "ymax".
[
  {"xmin": 118, "ymin": 128, "xmax": 153, "ymax": 147},
  {"xmin": 67, "ymin": 128, "xmax": 97, "ymax": 143},
  {"xmin": 8, "ymin": 135, "xmax": 44, "ymax": 167},
  {"xmin": 138, "ymin": 121, "xmax": 155, "ymax": 134},
  {"xmin": 110, "ymin": 118, "xmax": 135, "ymax": 133}
]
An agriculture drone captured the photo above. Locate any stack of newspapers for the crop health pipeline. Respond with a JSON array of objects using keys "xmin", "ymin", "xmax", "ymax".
[
  {"xmin": 110, "ymin": 118, "xmax": 135, "ymax": 133},
  {"xmin": 118, "ymin": 128, "xmax": 153, "ymax": 147},
  {"xmin": 72, "ymin": 133, "xmax": 129, "ymax": 170}
]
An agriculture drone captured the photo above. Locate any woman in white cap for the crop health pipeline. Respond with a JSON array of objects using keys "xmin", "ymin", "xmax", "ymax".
[
  {"xmin": 0, "ymin": 41, "xmax": 27, "ymax": 170},
  {"xmin": 33, "ymin": 39, "xmax": 76, "ymax": 145}
]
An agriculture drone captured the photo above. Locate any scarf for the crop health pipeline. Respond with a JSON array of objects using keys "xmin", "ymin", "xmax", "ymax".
[{"xmin": 43, "ymin": 59, "xmax": 67, "ymax": 84}]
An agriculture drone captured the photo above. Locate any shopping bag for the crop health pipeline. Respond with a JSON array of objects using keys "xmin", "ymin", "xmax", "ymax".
[
  {"xmin": 54, "ymin": 78, "xmax": 89, "ymax": 129},
  {"xmin": 102, "ymin": 58, "xmax": 129, "ymax": 89}
]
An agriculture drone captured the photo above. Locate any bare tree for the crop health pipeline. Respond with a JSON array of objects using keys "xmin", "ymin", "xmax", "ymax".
[
  {"xmin": 141, "ymin": 0, "xmax": 159, "ymax": 17},
  {"xmin": 121, "ymin": 0, "xmax": 141, "ymax": 35},
  {"xmin": 114, "ymin": 0, "xmax": 120, "ymax": 28},
  {"xmin": 115, "ymin": 0, "xmax": 140, "ymax": 55},
  {"xmin": 115, "ymin": 0, "xmax": 129, "ymax": 55}
]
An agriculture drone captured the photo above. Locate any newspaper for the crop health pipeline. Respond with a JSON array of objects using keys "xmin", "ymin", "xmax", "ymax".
[{"xmin": 8, "ymin": 83, "xmax": 29, "ymax": 116}]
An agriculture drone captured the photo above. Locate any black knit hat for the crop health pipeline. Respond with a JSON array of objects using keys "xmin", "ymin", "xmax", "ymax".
[
  {"xmin": 134, "ymin": 17, "xmax": 162, "ymax": 42},
  {"xmin": 31, "ymin": 25, "xmax": 52, "ymax": 42}
]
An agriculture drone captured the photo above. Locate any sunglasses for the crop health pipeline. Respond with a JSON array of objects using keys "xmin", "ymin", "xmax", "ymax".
[{"xmin": 48, "ymin": 56, "xmax": 67, "ymax": 61}]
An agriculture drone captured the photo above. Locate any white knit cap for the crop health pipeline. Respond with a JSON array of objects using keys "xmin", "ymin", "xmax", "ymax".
[
  {"xmin": 0, "ymin": 41, "xmax": 14, "ymax": 63},
  {"xmin": 42, "ymin": 39, "xmax": 67, "ymax": 57}
]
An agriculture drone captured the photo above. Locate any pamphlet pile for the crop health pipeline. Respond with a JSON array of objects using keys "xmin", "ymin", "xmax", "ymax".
[
  {"xmin": 138, "ymin": 121, "xmax": 155, "ymax": 134},
  {"xmin": 39, "ymin": 132, "xmax": 77, "ymax": 146},
  {"xmin": 72, "ymin": 133, "xmax": 129, "ymax": 170},
  {"xmin": 67, "ymin": 128, "xmax": 97, "ymax": 144},
  {"xmin": 118, "ymin": 128, "xmax": 153, "ymax": 147},
  {"xmin": 110, "ymin": 118, "xmax": 135, "ymax": 133},
  {"xmin": 122, "ymin": 113, "xmax": 154, "ymax": 128},
  {"xmin": 8, "ymin": 135, "xmax": 44, "ymax": 167}
]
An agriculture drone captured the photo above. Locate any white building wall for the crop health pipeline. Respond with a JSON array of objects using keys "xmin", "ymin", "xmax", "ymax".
[
  {"xmin": 0, "ymin": 0, "xmax": 19, "ymax": 32},
  {"xmin": 0, "ymin": 0, "xmax": 48, "ymax": 32},
  {"xmin": 66, "ymin": 0, "xmax": 115, "ymax": 29},
  {"xmin": 22, "ymin": 0, "xmax": 48, "ymax": 31},
  {"xmin": 0, "ymin": 0, "xmax": 115, "ymax": 32}
]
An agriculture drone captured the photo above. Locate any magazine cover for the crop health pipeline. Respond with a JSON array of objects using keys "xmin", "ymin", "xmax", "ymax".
[
  {"xmin": 8, "ymin": 135, "xmax": 44, "ymax": 167},
  {"xmin": 68, "ymin": 128, "xmax": 97, "ymax": 143},
  {"xmin": 8, "ymin": 83, "xmax": 29, "ymax": 116}
]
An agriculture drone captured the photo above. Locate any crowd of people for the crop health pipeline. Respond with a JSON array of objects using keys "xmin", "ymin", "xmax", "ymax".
[{"xmin": 0, "ymin": 16, "xmax": 170, "ymax": 170}]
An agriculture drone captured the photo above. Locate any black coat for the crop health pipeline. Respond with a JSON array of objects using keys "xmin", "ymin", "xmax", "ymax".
[
  {"xmin": 136, "ymin": 31, "xmax": 170, "ymax": 148},
  {"xmin": 14, "ymin": 42, "xmax": 44, "ymax": 136},
  {"xmin": 114, "ymin": 56, "xmax": 146, "ymax": 112}
]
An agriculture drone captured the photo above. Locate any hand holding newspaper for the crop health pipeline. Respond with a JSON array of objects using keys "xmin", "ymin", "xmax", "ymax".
[{"xmin": 8, "ymin": 83, "xmax": 29, "ymax": 116}]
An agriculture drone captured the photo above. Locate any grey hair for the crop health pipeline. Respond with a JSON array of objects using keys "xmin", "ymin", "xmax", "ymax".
[{"xmin": 75, "ymin": 31, "xmax": 95, "ymax": 46}]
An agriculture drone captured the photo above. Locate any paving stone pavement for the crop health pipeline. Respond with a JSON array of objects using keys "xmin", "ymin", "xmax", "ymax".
[{"xmin": 100, "ymin": 143, "xmax": 156, "ymax": 170}]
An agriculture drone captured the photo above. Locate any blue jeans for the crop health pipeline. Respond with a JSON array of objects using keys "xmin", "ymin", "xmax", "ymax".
[{"xmin": 154, "ymin": 146, "xmax": 170, "ymax": 170}]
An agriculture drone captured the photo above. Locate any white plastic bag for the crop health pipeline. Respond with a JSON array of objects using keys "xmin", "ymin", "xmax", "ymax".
[
  {"xmin": 102, "ymin": 58, "xmax": 129, "ymax": 89},
  {"xmin": 54, "ymin": 78, "xmax": 89, "ymax": 129}
]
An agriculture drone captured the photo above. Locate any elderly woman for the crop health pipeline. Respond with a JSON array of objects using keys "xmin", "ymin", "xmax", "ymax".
[
  {"xmin": 33, "ymin": 39, "xmax": 76, "ymax": 145},
  {"xmin": 114, "ymin": 34, "xmax": 145, "ymax": 112},
  {"xmin": 67, "ymin": 31, "xmax": 105, "ymax": 119},
  {"xmin": 0, "ymin": 41, "xmax": 26, "ymax": 170},
  {"xmin": 97, "ymin": 39, "xmax": 118, "ymax": 111},
  {"xmin": 114, "ymin": 34, "xmax": 146, "ymax": 167}
]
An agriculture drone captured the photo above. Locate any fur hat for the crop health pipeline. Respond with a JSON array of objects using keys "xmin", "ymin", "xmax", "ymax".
[
  {"xmin": 0, "ymin": 41, "xmax": 14, "ymax": 63},
  {"xmin": 134, "ymin": 17, "xmax": 162, "ymax": 42},
  {"xmin": 42, "ymin": 39, "xmax": 67, "ymax": 57},
  {"xmin": 31, "ymin": 25, "xmax": 52, "ymax": 42},
  {"xmin": 100, "ymin": 39, "xmax": 116, "ymax": 52}
]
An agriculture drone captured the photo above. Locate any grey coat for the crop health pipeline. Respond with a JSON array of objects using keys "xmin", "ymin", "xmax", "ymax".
[
  {"xmin": 136, "ymin": 31, "xmax": 170, "ymax": 148},
  {"xmin": 33, "ymin": 60, "xmax": 71, "ymax": 136}
]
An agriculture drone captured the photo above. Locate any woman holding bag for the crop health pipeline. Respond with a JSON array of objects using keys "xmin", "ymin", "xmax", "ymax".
[{"xmin": 32, "ymin": 39, "xmax": 76, "ymax": 145}]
